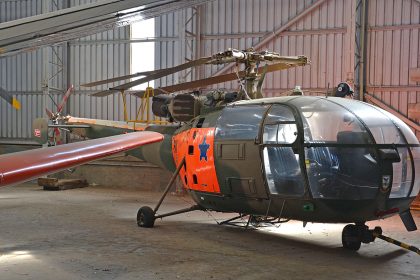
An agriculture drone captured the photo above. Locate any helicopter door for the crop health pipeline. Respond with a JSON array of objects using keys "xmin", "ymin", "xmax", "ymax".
[
  {"xmin": 262, "ymin": 105, "xmax": 305, "ymax": 197},
  {"xmin": 214, "ymin": 105, "xmax": 269, "ymax": 199}
]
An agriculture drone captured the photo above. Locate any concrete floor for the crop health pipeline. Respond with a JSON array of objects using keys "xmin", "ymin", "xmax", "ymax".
[{"xmin": 0, "ymin": 184, "xmax": 419, "ymax": 280}]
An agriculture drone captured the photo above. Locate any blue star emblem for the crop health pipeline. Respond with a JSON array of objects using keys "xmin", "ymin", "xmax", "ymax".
[{"xmin": 198, "ymin": 136, "xmax": 210, "ymax": 161}]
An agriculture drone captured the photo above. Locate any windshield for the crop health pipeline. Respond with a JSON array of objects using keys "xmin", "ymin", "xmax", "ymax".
[
  {"xmin": 286, "ymin": 97, "xmax": 419, "ymax": 200},
  {"xmin": 330, "ymin": 98, "xmax": 419, "ymax": 198}
]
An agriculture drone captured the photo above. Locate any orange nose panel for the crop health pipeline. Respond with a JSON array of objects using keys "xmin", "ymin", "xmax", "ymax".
[{"xmin": 172, "ymin": 128, "xmax": 220, "ymax": 193}]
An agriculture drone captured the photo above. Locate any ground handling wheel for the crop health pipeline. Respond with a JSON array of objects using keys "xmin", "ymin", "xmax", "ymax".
[
  {"xmin": 342, "ymin": 224, "xmax": 362, "ymax": 251},
  {"xmin": 137, "ymin": 206, "xmax": 155, "ymax": 228}
]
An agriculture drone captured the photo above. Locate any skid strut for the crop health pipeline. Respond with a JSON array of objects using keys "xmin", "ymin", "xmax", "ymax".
[
  {"xmin": 372, "ymin": 227, "xmax": 420, "ymax": 255},
  {"xmin": 154, "ymin": 157, "xmax": 186, "ymax": 214},
  {"xmin": 137, "ymin": 157, "xmax": 202, "ymax": 228}
]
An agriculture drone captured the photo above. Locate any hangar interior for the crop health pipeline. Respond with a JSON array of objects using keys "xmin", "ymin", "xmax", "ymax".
[
  {"xmin": 1, "ymin": 0, "xmax": 419, "ymax": 140},
  {"xmin": 0, "ymin": 0, "xmax": 420, "ymax": 279},
  {"xmin": 1, "ymin": 0, "xmax": 419, "ymax": 186}
]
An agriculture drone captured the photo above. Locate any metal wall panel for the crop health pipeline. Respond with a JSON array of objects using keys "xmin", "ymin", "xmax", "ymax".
[
  {"xmin": 2, "ymin": 0, "xmax": 419, "ymax": 141},
  {"xmin": 0, "ymin": 0, "xmax": 46, "ymax": 140},
  {"xmin": 0, "ymin": 0, "xmax": 43, "ymax": 23},
  {"xmin": 154, "ymin": 0, "xmax": 418, "ymax": 138},
  {"xmin": 367, "ymin": 0, "xmax": 420, "ymax": 137},
  {"xmin": 155, "ymin": 0, "xmax": 355, "ymax": 97},
  {"xmin": 0, "ymin": 0, "xmax": 130, "ymax": 141},
  {"xmin": 69, "ymin": 25, "xmax": 131, "ymax": 121}
]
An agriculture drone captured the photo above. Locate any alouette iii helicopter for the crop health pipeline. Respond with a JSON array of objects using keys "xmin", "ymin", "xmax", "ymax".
[{"xmin": 2, "ymin": 48, "xmax": 420, "ymax": 254}]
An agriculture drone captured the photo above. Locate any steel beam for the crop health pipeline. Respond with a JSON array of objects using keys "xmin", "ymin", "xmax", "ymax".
[
  {"xmin": 408, "ymin": 103, "xmax": 420, "ymax": 121},
  {"xmin": 354, "ymin": 0, "xmax": 368, "ymax": 101},
  {"xmin": 0, "ymin": 0, "xmax": 213, "ymax": 57},
  {"xmin": 69, "ymin": 37, "xmax": 179, "ymax": 45},
  {"xmin": 366, "ymin": 86, "xmax": 420, "ymax": 92},
  {"xmin": 365, "ymin": 94, "xmax": 420, "ymax": 132},
  {"xmin": 201, "ymin": 28, "xmax": 346, "ymax": 39},
  {"xmin": 369, "ymin": 23, "xmax": 420, "ymax": 32}
]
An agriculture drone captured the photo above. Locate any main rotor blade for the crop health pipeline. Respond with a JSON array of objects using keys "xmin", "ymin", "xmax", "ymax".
[
  {"xmin": 45, "ymin": 107, "xmax": 54, "ymax": 119},
  {"xmin": 0, "ymin": 131, "xmax": 163, "ymax": 188},
  {"xmin": 81, "ymin": 70, "xmax": 163, "ymax": 87},
  {"xmin": 159, "ymin": 61, "xmax": 299, "ymax": 93},
  {"xmin": 91, "ymin": 56, "xmax": 307, "ymax": 97},
  {"xmin": 90, "ymin": 89, "xmax": 119, "ymax": 97},
  {"xmin": 130, "ymin": 88, "xmax": 170, "ymax": 98},
  {"xmin": 110, "ymin": 57, "xmax": 212, "ymax": 91}
]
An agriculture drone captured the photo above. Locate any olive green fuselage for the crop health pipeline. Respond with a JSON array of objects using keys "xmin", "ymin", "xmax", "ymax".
[
  {"xmin": 71, "ymin": 96, "xmax": 420, "ymax": 226},
  {"xmin": 133, "ymin": 97, "xmax": 419, "ymax": 225}
]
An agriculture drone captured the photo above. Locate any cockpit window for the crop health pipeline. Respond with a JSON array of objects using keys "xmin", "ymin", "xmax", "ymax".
[
  {"xmin": 287, "ymin": 97, "xmax": 380, "ymax": 200},
  {"xmin": 263, "ymin": 105, "xmax": 297, "ymax": 144},
  {"xmin": 264, "ymin": 124, "xmax": 298, "ymax": 144},
  {"xmin": 260, "ymin": 97, "xmax": 419, "ymax": 200},
  {"xmin": 381, "ymin": 110, "xmax": 418, "ymax": 144},
  {"xmin": 410, "ymin": 147, "xmax": 420, "ymax": 197},
  {"xmin": 215, "ymin": 105, "xmax": 268, "ymax": 139},
  {"xmin": 305, "ymin": 146, "xmax": 380, "ymax": 199},
  {"xmin": 265, "ymin": 105, "xmax": 295, "ymax": 123},
  {"xmin": 390, "ymin": 147, "xmax": 413, "ymax": 198},
  {"xmin": 292, "ymin": 98, "xmax": 371, "ymax": 143},
  {"xmin": 329, "ymin": 98, "xmax": 406, "ymax": 144},
  {"xmin": 263, "ymin": 147, "xmax": 305, "ymax": 196}
]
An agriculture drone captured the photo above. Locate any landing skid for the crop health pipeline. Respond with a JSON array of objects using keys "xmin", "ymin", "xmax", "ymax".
[{"xmin": 217, "ymin": 214, "xmax": 290, "ymax": 229}]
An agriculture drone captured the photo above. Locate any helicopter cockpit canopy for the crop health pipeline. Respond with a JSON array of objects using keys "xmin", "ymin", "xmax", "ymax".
[{"xmin": 260, "ymin": 96, "xmax": 420, "ymax": 201}]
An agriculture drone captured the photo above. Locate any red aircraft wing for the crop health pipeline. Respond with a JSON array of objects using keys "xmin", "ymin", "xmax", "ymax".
[{"xmin": 0, "ymin": 131, "xmax": 163, "ymax": 188}]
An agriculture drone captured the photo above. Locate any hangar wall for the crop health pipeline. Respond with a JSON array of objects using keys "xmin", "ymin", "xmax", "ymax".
[
  {"xmin": 155, "ymin": 0, "xmax": 420, "ymax": 137},
  {"xmin": 0, "ymin": 0, "xmax": 45, "ymax": 141},
  {"xmin": 0, "ymin": 0, "xmax": 131, "ymax": 142},
  {"xmin": 155, "ymin": 0, "xmax": 356, "ymax": 94},
  {"xmin": 1, "ymin": 0, "xmax": 419, "ymax": 142},
  {"xmin": 366, "ymin": 0, "xmax": 420, "ymax": 137}
]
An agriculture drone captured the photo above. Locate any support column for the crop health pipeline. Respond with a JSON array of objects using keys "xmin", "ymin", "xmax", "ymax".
[
  {"xmin": 182, "ymin": 5, "xmax": 203, "ymax": 83},
  {"xmin": 64, "ymin": 0, "xmax": 72, "ymax": 143},
  {"xmin": 354, "ymin": 0, "xmax": 368, "ymax": 101},
  {"xmin": 41, "ymin": 0, "xmax": 69, "ymax": 145}
]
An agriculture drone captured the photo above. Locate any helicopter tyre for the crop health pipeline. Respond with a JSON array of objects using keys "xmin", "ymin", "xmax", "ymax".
[
  {"xmin": 137, "ymin": 206, "xmax": 155, "ymax": 228},
  {"xmin": 342, "ymin": 224, "xmax": 362, "ymax": 251}
]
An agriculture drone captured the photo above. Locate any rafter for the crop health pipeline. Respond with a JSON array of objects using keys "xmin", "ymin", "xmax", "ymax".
[{"xmin": 365, "ymin": 94, "xmax": 420, "ymax": 132}]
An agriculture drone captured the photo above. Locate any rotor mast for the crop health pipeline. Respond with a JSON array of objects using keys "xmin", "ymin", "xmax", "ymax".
[{"xmin": 208, "ymin": 48, "xmax": 308, "ymax": 99}]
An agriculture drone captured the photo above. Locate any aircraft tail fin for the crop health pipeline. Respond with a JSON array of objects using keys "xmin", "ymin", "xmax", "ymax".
[
  {"xmin": 12, "ymin": 97, "xmax": 21, "ymax": 110},
  {"xmin": 0, "ymin": 86, "xmax": 20, "ymax": 110},
  {"xmin": 32, "ymin": 118, "xmax": 49, "ymax": 145}
]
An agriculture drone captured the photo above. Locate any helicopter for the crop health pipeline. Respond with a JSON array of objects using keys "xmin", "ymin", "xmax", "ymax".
[{"xmin": 5, "ymin": 48, "xmax": 420, "ymax": 254}]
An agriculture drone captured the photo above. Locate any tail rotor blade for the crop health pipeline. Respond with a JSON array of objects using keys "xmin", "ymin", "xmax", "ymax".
[
  {"xmin": 45, "ymin": 108, "xmax": 54, "ymax": 119},
  {"xmin": 57, "ymin": 85, "xmax": 74, "ymax": 113}
]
